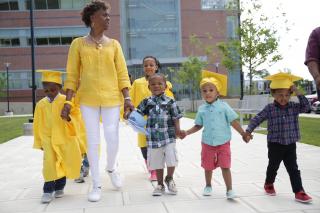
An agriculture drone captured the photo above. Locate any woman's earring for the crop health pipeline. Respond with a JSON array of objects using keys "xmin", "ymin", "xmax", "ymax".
[{"xmin": 91, "ymin": 22, "xmax": 95, "ymax": 28}]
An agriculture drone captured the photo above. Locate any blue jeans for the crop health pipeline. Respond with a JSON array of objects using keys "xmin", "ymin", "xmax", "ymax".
[{"xmin": 43, "ymin": 176, "xmax": 66, "ymax": 193}]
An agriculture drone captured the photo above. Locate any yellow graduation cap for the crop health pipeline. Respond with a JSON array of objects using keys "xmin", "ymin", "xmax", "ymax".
[
  {"xmin": 264, "ymin": 72, "xmax": 302, "ymax": 89},
  {"xmin": 200, "ymin": 70, "xmax": 228, "ymax": 96},
  {"xmin": 36, "ymin": 70, "xmax": 65, "ymax": 85}
]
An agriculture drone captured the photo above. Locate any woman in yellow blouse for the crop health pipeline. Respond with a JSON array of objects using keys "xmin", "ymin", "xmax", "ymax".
[
  {"xmin": 33, "ymin": 70, "xmax": 83, "ymax": 204},
  {"xmin": 61, "ymin": 1, "xmax": 133, "ymax": 202},
  {"xmin": 130, "ymin": 56, "xmax": 174, "ymax": 181}
]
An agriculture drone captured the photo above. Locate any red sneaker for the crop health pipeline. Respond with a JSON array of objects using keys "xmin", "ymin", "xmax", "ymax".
[
  {"xmin": 295, "ymin": 191, "xmax": 312, "ymax": 203},
  {"xmin": 149, "ymin": 170, "xmax": 157, "ymax": 181},
  {"xmin": 264, "ymin": 183, "xmax": 276, "ymax": 196}
]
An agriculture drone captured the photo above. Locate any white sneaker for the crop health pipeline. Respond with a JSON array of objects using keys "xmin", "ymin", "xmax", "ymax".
[
  {"xmin": 88, "ymin": 187, "xmax": 101, "ymax": 202},
  {"xmin": 41, "ymin": 193, "xmax": 53, "ymax": 203},
  {"xmin": 108, "ymin": 171, "xmax": 122, "ymax": 189}
]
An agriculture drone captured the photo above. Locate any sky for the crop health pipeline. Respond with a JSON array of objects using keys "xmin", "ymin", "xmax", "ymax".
[{"xmin": 245, "ymin": 0, "xmax": 320, "ymax": 80}]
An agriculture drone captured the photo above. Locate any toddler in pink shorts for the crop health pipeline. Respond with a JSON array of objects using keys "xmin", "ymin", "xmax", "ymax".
[{"xmin": 182, "ymin": 70, "xmax": 249, "ymax": 199}]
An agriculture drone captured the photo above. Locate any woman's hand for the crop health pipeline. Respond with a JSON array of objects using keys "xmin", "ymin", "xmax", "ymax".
[
  {"xmin": 124, "ymin": 99, "xmax": 134, "ymax": 113},
  {"xmin": 61, "ymin": 103, "xmax": 72, "ymax": 121}
]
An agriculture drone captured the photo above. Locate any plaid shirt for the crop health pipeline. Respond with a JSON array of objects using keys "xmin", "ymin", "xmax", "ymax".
[
  {"xmin": 246, "ymin": 95, "xmax": 310, "ymax": 145},
  {"xmin": 137, "ymin": 94, "xmax": 183, "ymax": 148}
]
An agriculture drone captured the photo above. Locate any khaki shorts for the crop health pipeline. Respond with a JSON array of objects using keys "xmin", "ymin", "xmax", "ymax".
[{"xmin": 147, "ymin": 143, "xmax": 178, "ymax": 170}]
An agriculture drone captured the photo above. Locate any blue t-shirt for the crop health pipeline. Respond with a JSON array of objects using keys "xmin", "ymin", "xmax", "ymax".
[{"xmin": 195, "ymin": 99, "xmax": 238, "ymax": 146}]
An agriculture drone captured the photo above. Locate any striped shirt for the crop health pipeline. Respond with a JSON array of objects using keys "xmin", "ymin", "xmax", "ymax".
[
  {"xmin": 246, "ymin": 95, "xmax": 310, "ymax": 145},
  {"xmin": 137, "ymin": 94, "xmax": 183, "ymax": 148}
]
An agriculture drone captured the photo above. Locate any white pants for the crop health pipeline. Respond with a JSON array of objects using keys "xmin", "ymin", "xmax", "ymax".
[{"xmin": 80, "ymin": 105, "xmax": 120, "ymax": 188}]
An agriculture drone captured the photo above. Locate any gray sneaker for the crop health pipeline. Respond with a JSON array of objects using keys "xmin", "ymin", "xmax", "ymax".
[
  {"xmin": 152, "ymin": 184, "xmax": 165, "ymax": 196},
  {"xmin": 82, "ymin": 166, "xmax": 89, "ymax": 177},
  {"xmin": 54, "ymin": 190, "xmax": 64, "ymax": 198},
  {"xmin": 165, "ymin": 177, "xmax": 177, "ymax": 195},
  {"xmin": 41, "ymin": 193, "xmax": 53, "ymax": 203}
]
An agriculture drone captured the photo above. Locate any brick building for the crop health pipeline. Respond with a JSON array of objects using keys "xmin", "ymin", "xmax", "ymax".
[{"xmin": 0, "ymin": 0, "xmax": 240, "ymax": 113}]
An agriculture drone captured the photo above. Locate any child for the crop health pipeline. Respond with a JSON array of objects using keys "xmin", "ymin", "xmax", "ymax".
[
  {"xmin": 129, "ymin": 56, "xmax": 174, "ymax": 181},
  {"xmin": 182, "ymin": 70, "xmax": 248, "ymax": 199},
  {"xmin": 33, "ymin": 70, "xmax": 83, "ymax": 203},
  {"xmin": 126, "ymin": 73, "xmax": 183, "ymax": 196},
  {"xmin": 243, "ymin": 72, "xmax": 312, "ymax": 203}
]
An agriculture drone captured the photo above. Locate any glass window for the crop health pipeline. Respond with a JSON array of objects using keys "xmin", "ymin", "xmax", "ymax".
[
  {"xmin": 227, "ymin": 16, "xmax": 238, "ymax": 38},
  {"xmin": 0, "ymin": 38, "xmax": 11, "ymax": 47},
  {"xmin": 201, "ymin": 0, "xmax": 225, "ymax": 10},
  {"xmin": 47, "ymin": 0, "xmax": 59, "ymax": 9},
  {"xmin": 61, "ymin": 37, "xmax": 73, "ymax": 45},
  {"xmin": 35, "ymin": 0, "xmax": 46, "ymax": 9},
  {"xmin": 0, "ymin": 1, "xmax": 9, "ymax": 10},
  {"xmin": 11, "ymin": 38, "xmax": 20, "ymax": 46},
  {"xmin": 9, "ymin": 0, "xmax": 18, "ymax": 10},
  {"xmin": 36, "ymin": 38, "xmax": 48, "ymax": 45},
  {"xmin": 48, "ymin": 37, "xmax": 60, "ymax": 45}
]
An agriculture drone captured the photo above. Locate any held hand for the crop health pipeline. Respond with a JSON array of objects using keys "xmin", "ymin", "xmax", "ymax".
[
  {"xmin": 123, "ymin": 110, "xmax": 131, "ymax": 120},
  {"xmin": 241, "ymin": 132, "xmax": 253, "ymax": 143},
  {"xmin": 61, "ymin": 104, "xmax": 71, "ymax": 121},
  {"xmin": 178, "ymin": 130, "xmax": 187, "ymax": 139},
  {"xmin": 124, "ymin": 99, "xmax": 134, "ymax": 113}
]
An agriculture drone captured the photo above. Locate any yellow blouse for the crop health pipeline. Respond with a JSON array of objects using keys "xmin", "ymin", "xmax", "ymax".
[
  {"xmin": 64, "ymin": 37, "xmax": 131, "ymax": 107},
  {"xmin": 129, "ymin": 77, "xmax": 174, "ymax": 147},
  {"xmin": 33, "ymin": 94, "xmax": 83, "ymax": 181}
]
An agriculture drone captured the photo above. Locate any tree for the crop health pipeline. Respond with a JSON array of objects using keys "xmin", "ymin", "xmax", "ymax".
[
  {"xmin": 173, "ymin": 56, "xmax": 207, "ymax": 111},
  {"xmin": 218, "ymin": 0, "xmax": 287, "ymax": 95},
  {"xmin": 0, "ymin": 73, "xmax": 5, "ymax": 97}
]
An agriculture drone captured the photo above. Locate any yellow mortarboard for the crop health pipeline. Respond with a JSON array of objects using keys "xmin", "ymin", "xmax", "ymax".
[
  {"xmin": 264, "ymin": 72, "xmax": 302, "ymax": 89},
  {"xmin": 200, "ymin": 70, "xmax": 228, "ymax": 96},
  {"xmin": 36, "ymin": 70, "xmax": 65, "ymax": 85}
]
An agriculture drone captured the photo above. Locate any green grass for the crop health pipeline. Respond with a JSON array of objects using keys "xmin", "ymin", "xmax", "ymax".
[
  {"xmin": 0, "ymin": 116, "xmax": 31, "ymax": 144},
  {"xmin": 184, "ymin": 112, "xmax": 320, "ymax": 147}
]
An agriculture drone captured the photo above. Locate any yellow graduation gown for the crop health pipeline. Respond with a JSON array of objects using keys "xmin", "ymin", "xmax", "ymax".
[
  {"xmin": 129, "ymin": 77, "xmax": 174, "ymax": 147},
  {"xmin": 33, "ymin": 94, "xmax": 83, "ymax": 181}
]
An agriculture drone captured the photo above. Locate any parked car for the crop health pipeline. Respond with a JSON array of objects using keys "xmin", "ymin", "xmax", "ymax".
[
  {"xmin": 311, "ymin": 101, "xmax": 320, "ymax": 114},
  {"xmin": 306, "ymin": 94, "xmax": 318, "ymax": 105},
  {"xmin": 305, "ymin": 94, "xmax": 318, "ymax": 113}
]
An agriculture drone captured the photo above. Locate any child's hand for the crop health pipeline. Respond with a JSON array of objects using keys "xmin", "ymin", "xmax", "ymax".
[
  {"xmin": 290, "ymin": 85, "xmax": 301, "ymax": 95},
  {"xmin": 241, "ymin": 132, "xmax": 253, "ymax": 143},
  {"xmin": 178, "ymin": 130, "xmax": 187, "ymax": 139}
]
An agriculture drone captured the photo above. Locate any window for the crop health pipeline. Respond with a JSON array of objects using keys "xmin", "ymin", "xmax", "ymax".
[
  {"xmin": 48, "ymin": 37, "xmax": 61, "ymax": 45},
  {"xmin": 47, "ymin": 0, "xmax": 59, "ymax": 9},
  {"xmin": 0, "ymin": 38, "xmax": 20, "ymax": 47},
  {"xmin": 36, "ymin": 38, "xmax": 48, "ymax": 45},
  {"xmin": 227, "ymin": 16, "xmax": 238, "ymax": 38},
  {"xmin": 201, "ymin": 0, "xmax": 237, "ymax": 10},
  {"xmin": 61, "ymin": 37, "xmax": 73, "ymax": 45},
  {"xmin": 0, "ymin": 0, "xmax": 18, "ymax": 10},
  {"xmin": 25, "ymin": 0, "xmax": 90, "ymax": 10}
]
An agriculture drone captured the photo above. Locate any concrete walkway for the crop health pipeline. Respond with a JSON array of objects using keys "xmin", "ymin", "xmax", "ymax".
[{"xmin": 0, "ymin": 118, "xmax": 319, "ymax": 213}]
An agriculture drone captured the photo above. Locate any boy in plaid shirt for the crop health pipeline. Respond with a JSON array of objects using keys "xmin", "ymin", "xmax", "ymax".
[
  {"xmin": 127, "ymin": 73, "xmax": 183, "ymax": 196},
  {"xmin": 244, "ymin": 72, "xmax": 312, "ymax": 203}
]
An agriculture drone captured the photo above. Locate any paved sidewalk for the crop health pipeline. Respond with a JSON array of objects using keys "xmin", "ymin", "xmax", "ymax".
[{"xmin": 0, "ymin": 118, "xmax": 319, "ymax": 213}]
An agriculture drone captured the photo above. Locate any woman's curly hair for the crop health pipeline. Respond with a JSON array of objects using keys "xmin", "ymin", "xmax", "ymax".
[{"xmin": 81, "ymin": 0, "xmax": 111, "ymax": 27}]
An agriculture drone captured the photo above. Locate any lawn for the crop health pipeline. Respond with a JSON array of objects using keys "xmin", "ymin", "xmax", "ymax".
[
  {"xmin": 0, "ymin": 116, "xmax": 32, "ymax": 144},
  {"xmin": 184, "ymin": 112, "xmax": 320, "ymax": 147}
]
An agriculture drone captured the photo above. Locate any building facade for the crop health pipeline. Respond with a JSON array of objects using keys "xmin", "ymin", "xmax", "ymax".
[{"xmin": 0, "ymin": 0, "xmax": 240, "ymax": 112}]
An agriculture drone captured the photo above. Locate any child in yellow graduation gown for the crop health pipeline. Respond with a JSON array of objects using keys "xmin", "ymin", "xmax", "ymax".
[
  {"xmin": 33, "ymin": 70, "xmax": 83, "ymax": 203},
  {"xmin": 129, "ymin": 56, "xmax": 174, "ymax": 181}
]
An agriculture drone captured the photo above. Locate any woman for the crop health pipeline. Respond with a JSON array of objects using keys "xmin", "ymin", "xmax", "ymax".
[{"xmin": 61, "ymin": 0, "xmax": 133, "ymax": 202}]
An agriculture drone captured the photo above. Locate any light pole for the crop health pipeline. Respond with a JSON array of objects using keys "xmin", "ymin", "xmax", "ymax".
[
  {"xmin": 4, "ymin": 62, "xmax": 11, "ymax": 113},
  {"xmin": 215, "ymin": 62, "xmax": 220, "ymax": 73}
]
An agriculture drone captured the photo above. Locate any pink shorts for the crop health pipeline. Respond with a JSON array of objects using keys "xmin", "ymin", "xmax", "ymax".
[{"xmin": 201, "ymin": 142, "xmax": 231, "ymax": 170}]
